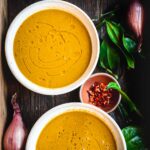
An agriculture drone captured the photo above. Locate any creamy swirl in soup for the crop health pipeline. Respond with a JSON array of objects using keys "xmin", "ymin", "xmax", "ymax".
[{"xmin": 14, "ymin": 10, "xmax": 91, "ymax": 88}]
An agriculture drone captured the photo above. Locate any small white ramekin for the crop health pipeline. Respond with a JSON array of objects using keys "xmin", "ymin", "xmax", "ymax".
[
  {"xmin": 26, "ymin": 103, "xmax": 126, "ymax": 150},
  {"xmin": 5, "ymin": 0, "xmax": 99, "ymax": 95}
]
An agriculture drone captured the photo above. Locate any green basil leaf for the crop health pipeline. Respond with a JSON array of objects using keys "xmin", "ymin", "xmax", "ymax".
[
  {"xmin": 107, "ymin": 82, "xmax": 142, "ymax": 117},
  {"xmin": 105, "ymin": 21, "xmax": 135, "ymax": 69},
  {"xmin": 107, "ymin": 44, "xmax": 120, "ymax": 70},
  {"xmin": 122, "ymin": 127, "xmax": 146, "ymax": 150},
  {"xmin": 99, "ymin": 40, "xmax": 109, "ymax": 69},
  {"xmin": 99, "ymin": 41, "xmax": 119, "ymax": 78},
  {"xmin": 124, "ymin": 51, "xmax": 135, "ymax": 69},
  {"xmin": 101, "ymin": 10, "xmax": 115, "ymax": 20},
  {"xmin": 96, "ymin": 19, "xmax": 106, "ymax": 30},
  {"xmin": 123, "ymin": 35, "xmax": 137, "ymax": 53},
  {"xmin": 106, "ymin": 21, "xmax": 122, "ymax": 47}
]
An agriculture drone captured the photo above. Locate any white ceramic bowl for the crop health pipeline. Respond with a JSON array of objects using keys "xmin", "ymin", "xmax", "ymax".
[
  {"xmin": 26, "ymin": 103, "xmax": 126, "ymax": 150},
  {"xmin": 80, "ymin": 73, "xmax": 122, "ymax": 113},
  {"xmin": 5, "ymin": 0, "xmax": 99, "ymax": 95}
]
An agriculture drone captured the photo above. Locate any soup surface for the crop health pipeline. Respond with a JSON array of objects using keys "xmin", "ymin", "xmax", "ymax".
[
  {"xmin": 14, "ymin": 9, "xmax": 91, "ymax": 88},
  {"xmin": 36, "ymin": 111, "xmax": 117, "ymax": 150}
]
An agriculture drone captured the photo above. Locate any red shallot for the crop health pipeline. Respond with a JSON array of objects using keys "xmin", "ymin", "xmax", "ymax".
[
  {"xmin": 4, "ymin": 93, "xmax": 27, "ymax": 150},
  {"xmin": 127, "ymin": 0, "xmax": 144, "ymax": 52}
]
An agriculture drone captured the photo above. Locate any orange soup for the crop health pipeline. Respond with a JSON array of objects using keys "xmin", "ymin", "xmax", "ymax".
[
  {"xmin": 36, "ymin": 111, "xmax": 116, "ymax": 150},
  {"xmin": 14, "ymin": 10, "xmax": 91, "ymax": 88}
]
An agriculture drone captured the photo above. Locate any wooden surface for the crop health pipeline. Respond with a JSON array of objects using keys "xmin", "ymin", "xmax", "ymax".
[
  {"xmin": 2, "ymin": 0, "xmax": 150, "ymax": 149},
  {"xmin": 0, "ymin": 0, "xmax": 7, "ymax": 149}
]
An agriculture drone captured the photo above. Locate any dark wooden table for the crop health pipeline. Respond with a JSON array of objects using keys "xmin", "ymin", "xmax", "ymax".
[{"xmin": 2, "ymin": 0, "xmax": 150, "ymax": 149}]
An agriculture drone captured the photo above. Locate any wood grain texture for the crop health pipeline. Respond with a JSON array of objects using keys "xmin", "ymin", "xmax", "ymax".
[
  {"xmin": 2, "ymin": 0, "xmax": 128, "ymax": 148},
  {"xmin": 0, "ymin": 0, "xmax": 7, "ymax": 149}
]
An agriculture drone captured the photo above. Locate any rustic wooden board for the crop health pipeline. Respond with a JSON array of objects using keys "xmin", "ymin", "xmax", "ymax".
[
  {"xmin": 2, "ymin": 0, "xmax": 150, "ymax": 149},
  {"xmin": 0, "ymin": 0, "xmax": 7, "ymax": 149}
]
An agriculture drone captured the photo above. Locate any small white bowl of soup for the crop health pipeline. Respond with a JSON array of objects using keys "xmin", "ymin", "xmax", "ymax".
[
  {"xmin": 5, "ymin": 0, "xmax": 99, "ymax": 95},
  {"xmin": 26, "ymin": 103, "xmax": 126, "ymax": 150}
]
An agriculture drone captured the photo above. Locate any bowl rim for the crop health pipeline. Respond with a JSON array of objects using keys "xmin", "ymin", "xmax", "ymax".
[
  {"xmin": 5, "ymin": 0, "xmax": 99, "ymax": 95},
  {"xmin": 25, "ymin": 102, "xmax": 126, "ymax": 150},
  {"xmin": 79, "ymin": 72, "xmax": 122, "ymax": 113}
]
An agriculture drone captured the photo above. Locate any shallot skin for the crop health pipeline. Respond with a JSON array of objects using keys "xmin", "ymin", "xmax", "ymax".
[
  {"xmin": 128, "ymin": 0, "xmax": 144, "ymax": 51},
  {"xmin": 3, "ymin": 94, "xmax": 27, "ymax": 150}
]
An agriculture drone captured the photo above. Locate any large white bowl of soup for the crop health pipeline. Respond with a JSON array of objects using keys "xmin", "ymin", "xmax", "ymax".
[
  {"xmin": 5, "ymin": 0, "xmax": 99, "ymax": 95},
  {"xmin": 26, "ymin": 103, "xmax": 126, "ymax": 150}
]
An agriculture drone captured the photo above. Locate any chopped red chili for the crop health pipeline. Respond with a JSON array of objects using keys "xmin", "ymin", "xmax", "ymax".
[{"xmin": 87, "ymin": 81, "xmax": 113, "ymax": 107}]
